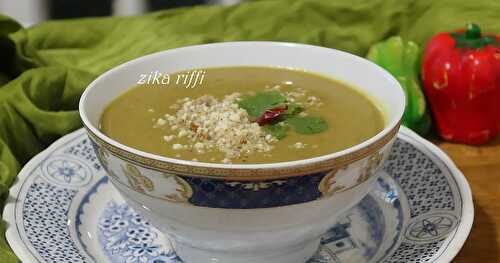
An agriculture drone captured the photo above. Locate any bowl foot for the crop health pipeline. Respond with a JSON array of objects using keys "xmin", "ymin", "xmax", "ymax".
[{"xmin": 174, "ymin": 238, "xmax": 321, "ymax": 263}]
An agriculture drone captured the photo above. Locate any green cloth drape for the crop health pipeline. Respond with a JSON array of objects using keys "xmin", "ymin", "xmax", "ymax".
[{"xmin": 1, "ymin": 0, "xmax": 499, "ymax": 261}]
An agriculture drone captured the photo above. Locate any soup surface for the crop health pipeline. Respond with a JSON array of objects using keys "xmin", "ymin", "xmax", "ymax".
[{"xmin": 101, "ymin": 67, "xmax": 384, "ymax": 164}]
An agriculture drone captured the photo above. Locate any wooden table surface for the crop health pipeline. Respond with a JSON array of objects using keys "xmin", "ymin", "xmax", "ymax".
[{"xmin": 434, "ymin": 137, "xmax": 500, "ymax": 262}]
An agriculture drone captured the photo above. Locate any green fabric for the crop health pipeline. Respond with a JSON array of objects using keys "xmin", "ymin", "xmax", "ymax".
[{"xmin": 1, "ymin": 0, "xmax": 499, "ymax": 260}]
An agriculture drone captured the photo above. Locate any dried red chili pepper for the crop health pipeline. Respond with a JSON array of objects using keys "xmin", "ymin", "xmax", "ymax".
[
  {"xmin": 255, "ymin": 105, "xmax": 288, "ymax": 125},
  {"xmin": 422, "ymin": 23, "xmax": 500, "ymax": 144}
]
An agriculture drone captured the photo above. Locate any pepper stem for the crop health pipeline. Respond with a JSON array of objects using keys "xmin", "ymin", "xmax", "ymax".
[
  {"xmin": 452, "ymin": 23, "xmax": 497, "ymax": 49},
  {"xmin": 465, "ymin": 23, "xmax": 481, "ymax": 39}
]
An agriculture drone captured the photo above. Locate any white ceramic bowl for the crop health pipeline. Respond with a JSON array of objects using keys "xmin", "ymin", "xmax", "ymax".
[{"xmin": 79, "ymin": 42, "xmax": 405, "ymax": 263}]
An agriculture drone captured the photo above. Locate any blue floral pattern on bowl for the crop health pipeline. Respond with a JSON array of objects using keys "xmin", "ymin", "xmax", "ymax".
[{"xmin": 89, "ymin": 137, "xmax": 390, "ymax": 209}]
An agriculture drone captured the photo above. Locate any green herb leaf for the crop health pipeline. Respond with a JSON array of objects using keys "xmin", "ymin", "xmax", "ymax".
[
  {"xmin": 287, "ymin": 116, "xmax": 328, "ymax": 134},
  {"xmin": 238, "ymin": 90, "xmax": 328, "ymax": 138},
  {"xmin": 237, "ymin": 91, "xmax": 287, "ymax": 117},
  {"xmin": 263, "ymin": 124, "xmax": 289, "ymax": 139},
  {"xmin": 285, "ymin": 103, "xmax": 304, "ymax": 115}
]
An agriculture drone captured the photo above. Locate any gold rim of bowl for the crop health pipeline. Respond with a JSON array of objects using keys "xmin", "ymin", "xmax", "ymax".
[{"xmin": 85, "ymin": 120, "xmax": 401, "ymax": 181}]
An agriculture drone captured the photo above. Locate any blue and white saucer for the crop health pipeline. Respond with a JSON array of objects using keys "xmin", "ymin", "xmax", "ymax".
[{"xmin": 3, "ymin": 127, "xmax": 473, "ymax": 263}]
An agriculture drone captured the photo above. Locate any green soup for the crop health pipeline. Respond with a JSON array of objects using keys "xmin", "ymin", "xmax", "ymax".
[{"xmin": 100, "ymin": 66, "xmax": 385, "ymax": 164}]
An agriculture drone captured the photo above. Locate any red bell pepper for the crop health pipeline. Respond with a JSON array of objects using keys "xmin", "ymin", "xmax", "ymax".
[{"xmin": 422, "ymin": 23, "xmax": 500, "ymax": 144}]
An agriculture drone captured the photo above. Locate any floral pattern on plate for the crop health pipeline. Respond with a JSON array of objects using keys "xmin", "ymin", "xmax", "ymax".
[
  {"xmin": 98, "ymin": 201, "xmax": 181, "ymax": 263},
  {"xmin": 3, "ymin": 128, "xmax": 473, "ymax": 263}
]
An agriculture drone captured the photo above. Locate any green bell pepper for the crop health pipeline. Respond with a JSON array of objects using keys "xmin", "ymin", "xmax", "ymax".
[{"xmin": 366, "ymin": 36, "xmax": 431, "ymax": 135}]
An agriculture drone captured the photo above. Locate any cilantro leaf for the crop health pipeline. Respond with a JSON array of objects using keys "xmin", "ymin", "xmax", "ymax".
[
  {"xmin": 238, "ymin": 90, "xmax": 328, "ymax": 138},
  {"xmin": 286, "ymin": 116, "xmax": 328, "ymax": 134},
  {"xmin": 238, "ymin": 91, "xmax": 286, "ymax": 117},
  {"xmin": 285, "ymin": 103, "xmax": 304, "ymax": 115},
  {"xmin": 263, "ymin": 124, "xmax": 289, "ymax": 140}
]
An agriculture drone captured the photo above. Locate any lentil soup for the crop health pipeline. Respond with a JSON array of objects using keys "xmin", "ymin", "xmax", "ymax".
[{"xmin": 100, "ymin": 67, "xmax": 384, "ymax": 164}]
